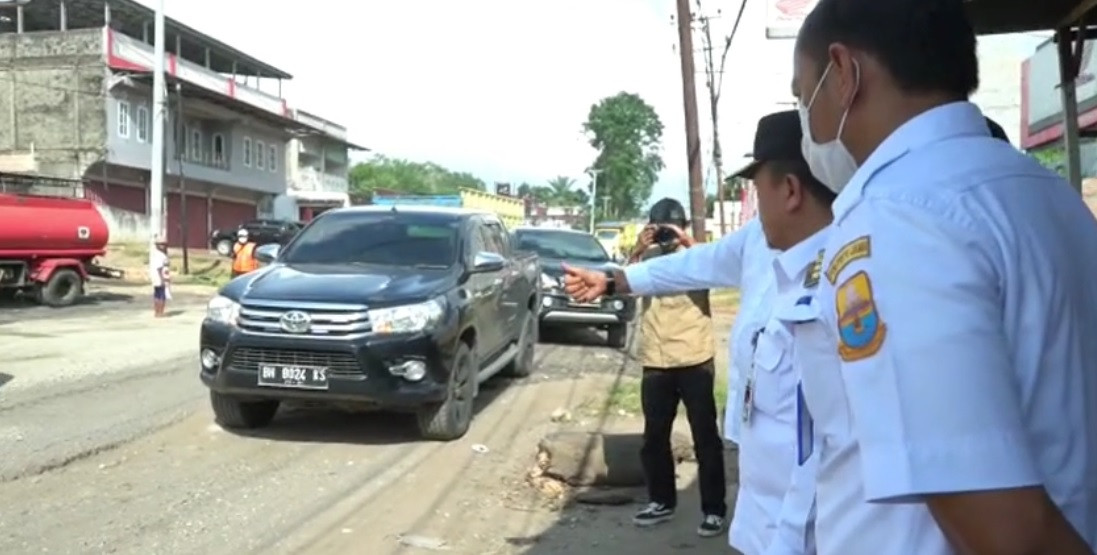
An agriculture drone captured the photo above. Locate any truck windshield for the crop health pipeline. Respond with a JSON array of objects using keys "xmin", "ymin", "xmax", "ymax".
[
  {"xmin": 515, "ymin": 230, "xmax": 609, "ymax": 262},
  {"xmin": 594, "ymin": 229, "xmax": 619, "ymax": 240},
  {"xmin": 279, "ymin": 211, "xmax": 459, "ymax": 267}
]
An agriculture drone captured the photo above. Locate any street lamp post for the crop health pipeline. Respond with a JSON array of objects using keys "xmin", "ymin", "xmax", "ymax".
[{"xmin": 587, "ymin": 168, "xmax": 602, "ymax": 233}]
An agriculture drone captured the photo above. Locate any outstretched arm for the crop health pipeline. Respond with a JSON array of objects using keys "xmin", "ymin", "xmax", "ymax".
[{"xmin": 618, "ymin": 220, "xmax": 759, "ymax": 296}]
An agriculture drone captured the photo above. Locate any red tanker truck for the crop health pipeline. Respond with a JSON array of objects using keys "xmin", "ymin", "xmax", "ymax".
[{"xmin": 0, "ymin": 191, "xmax": 124, "ymax": 307}]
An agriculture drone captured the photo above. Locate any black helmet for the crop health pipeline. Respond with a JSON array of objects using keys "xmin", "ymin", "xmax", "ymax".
[{"xmin": 648, "ymin": 198, "xmax": 687, "ymax": 227}]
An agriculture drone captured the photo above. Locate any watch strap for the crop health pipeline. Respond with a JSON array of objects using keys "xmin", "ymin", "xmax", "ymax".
[{"xmin": 604, "ymin": 270, "xmax": 616, "ymax": 296}]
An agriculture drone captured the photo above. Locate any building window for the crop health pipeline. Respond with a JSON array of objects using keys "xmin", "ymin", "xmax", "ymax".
[
  {"xmin": 268, "ymin": 144, "xmax": 277, "ymax": 172},
  {"xmin": 135, "ymin": 105, "xmax": 149, "ymax": 143},
  {"xmin": 189, "ymin": 127, "xmax": 202, "ymax": 162},
  {"xmin": 212, "ymin": 133, "xmax": 225, "ymax": 167},
  {"xmin": 256, "ymin": 140, "xmax": 265, "ymax": 170},
  {"xmin": 243, "ymin": 136, "xmax": 252, "ymax": 167},
  {"xmin": 117, "ymin": 100, "xmax": 130, "ymax": 138}
]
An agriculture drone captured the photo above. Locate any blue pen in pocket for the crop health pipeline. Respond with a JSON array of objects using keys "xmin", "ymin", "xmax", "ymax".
[{"xmin": 797, "ymin": 381, "xmax": 814, "ymax": 466}]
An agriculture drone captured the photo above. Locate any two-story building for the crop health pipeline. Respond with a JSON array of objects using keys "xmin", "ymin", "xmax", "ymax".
[
  {"xmin": 274, "ymin": 109, "xmax": 365, "ymax": 222},
  {"xmin": 0, "ymin": 0, "xmax": 362, "ymax": 248}
]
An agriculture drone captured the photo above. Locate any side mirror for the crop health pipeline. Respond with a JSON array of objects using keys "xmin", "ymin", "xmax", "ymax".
[
  {"xmin": 254, "ymin": 243, "xmax": 281, "ymax": 264},
  {"xmin": 471, "ymin": 251, "xmax": 505, "ymax": 273}
]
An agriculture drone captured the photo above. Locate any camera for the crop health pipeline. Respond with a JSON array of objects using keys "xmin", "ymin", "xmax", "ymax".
[{"xmin": 653, "ymin": 226, "xmax": 677, "ymax": 244}]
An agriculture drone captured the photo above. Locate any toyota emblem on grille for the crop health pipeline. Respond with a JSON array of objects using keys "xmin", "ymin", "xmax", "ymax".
[{"xmin": 279, "ymin": 310, "xmax": 312, "ymax": 333}]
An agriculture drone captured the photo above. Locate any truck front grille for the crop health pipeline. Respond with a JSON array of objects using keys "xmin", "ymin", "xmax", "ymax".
[
  {"xmin": 225, "ymin": 347, "xmax": 362, "ymax": 375},
  {"xmin": 237, "ymin": 300, "xmax": 372, "ymax": 338}
]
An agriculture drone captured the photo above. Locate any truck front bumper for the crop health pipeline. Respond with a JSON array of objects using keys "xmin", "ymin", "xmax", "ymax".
[
  {"xmin": 198, "ymin": 320, "xmax": 459, "ymax": 409},
  {"xmin": 538, "ymin": 291, "xmax": 635, "ymax": 327}
]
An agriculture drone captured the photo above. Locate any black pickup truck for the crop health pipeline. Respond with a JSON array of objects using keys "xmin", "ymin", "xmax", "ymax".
[
  {"xmin": 514, "ymin": 227, "xmax": 636, "ymax": 348},
  {"xmin": 198, "ymin": 206, "xmax": 540, "ymax": 441}
]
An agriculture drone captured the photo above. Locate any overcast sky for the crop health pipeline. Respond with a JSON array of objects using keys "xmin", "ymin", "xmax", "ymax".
[{"xmin": 156, "ymin": 0, "xmax": 1044, "ymax": 208}]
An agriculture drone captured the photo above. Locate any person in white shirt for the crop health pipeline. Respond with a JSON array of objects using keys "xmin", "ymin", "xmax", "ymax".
[
  {"xmin": 728, "ymin": 109, "xmax": 837, "ymax": 555},
  {"xmin": 562, "ymin": 110, "xmax": 827, "ymax": 553},
  {"xmin": 791, "ymin": 0, "xmax": 1096, "ymax": 552},
  {"xmin": 148, "ymin": 236, "xmax": 170, "ymax": 317}
]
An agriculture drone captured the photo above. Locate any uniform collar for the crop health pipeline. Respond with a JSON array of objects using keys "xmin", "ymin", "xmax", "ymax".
[
  {"xmin": 773, "ymin": 226, "xmax": 830, "ymax": 284},
  {"xmin": 832, "ymin": 101, "xmax": 990, "ymax": 224}
]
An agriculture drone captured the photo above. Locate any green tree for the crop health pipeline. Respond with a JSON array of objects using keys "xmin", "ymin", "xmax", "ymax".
[
  {"xmin": 1030, "ymin": 146, "xmax": 1067, "ymax": 177},
  {"xmin": 583, "ymin": 92, "xmax": 665, "ymax": 219},
  {"xmin": 348, "ymin": 155, "xmax": 486, "ymax": 199}
]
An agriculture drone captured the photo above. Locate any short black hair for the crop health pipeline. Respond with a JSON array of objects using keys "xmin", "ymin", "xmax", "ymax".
[
  {"xmin": 649, "ymin": 197, "xmax": 688, "ymax": 227},
  {"xmin": 797, "ymin": 0, "xmax": 978, "ymax": 100},
  {"xmin": 767, "ymin": 158, "xmax": 837, "ymax": 207}
]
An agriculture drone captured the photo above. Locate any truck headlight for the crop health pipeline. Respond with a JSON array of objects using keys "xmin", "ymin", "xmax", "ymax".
[
  {"xmin": 369, "ymin": 297, "xmax": 445, "ymax": 334},
  {"xmin": 540, "ymin": 273, "xmax": 559, "ymax": 290},
  {"xmin": 206, "ymin": 295, "xmax": 240, "ymax": 325}
]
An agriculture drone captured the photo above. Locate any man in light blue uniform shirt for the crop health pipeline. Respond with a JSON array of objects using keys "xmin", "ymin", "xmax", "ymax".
[{"xmin": 791, "ymin": 0, "xmax": 1097, "ymax": 552}]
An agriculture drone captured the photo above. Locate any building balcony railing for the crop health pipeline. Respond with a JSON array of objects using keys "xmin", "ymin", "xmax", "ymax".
[
  {"xmin": 291, "ymin": 168, "xmax": 348, "ymax": 194},
  {"xmin": 107, "ymin": 29, "xmax": 287, "ymax": 117}
]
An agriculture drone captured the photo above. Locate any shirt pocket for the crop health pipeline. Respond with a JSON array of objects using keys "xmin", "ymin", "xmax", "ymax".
[{"xmin": 752, "ymin": 323, "xmax": 796, "ymax": 417}]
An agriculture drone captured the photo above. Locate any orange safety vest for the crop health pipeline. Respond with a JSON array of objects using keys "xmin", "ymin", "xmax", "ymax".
[{"xmin": 232, "ymin": 242, "xmax": 259, "ymax": 273}]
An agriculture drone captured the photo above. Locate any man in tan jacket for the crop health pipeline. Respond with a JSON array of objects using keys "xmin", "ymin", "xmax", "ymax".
[{"xmin": 623, "ymin": 198, "xmax": 726, "ymax": 537}]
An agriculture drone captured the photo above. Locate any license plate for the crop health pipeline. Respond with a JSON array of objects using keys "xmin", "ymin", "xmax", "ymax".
[
  {"xmin": 569, "ymin": 297, "xmax": 601, "ymax": 308},
  {"xmin": 257, "ymin": 365, "xmax": 329, "ymax": 390}
]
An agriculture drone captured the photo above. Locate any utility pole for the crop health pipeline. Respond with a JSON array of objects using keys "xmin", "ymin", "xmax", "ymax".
[
  {"xmin": 587, "ymin": 168, "xmax": 602, "ymax": 233},
  {"xmin": 695, "ymin": 0, "xmax": 746, "ymax": 237},
  {"xmin": 675, "ymin": 0, "xmax": 706, "ymax": 241},
  {"xmin": 149, "ymin": 0, "xmax": 166, "ymax": 240}
]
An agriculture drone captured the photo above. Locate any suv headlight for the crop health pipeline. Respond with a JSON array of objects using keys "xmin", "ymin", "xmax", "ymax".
[
  {"xmin": 206, "ymin": 295, "xmax": 240, "ymax": 325},
  {"xmin": 369, "ymin": 297, "xmax": 445, "ymax": 334},
  {"xmin": 540, "ymin": 272, "xmax": 559, "ymax": 290}
]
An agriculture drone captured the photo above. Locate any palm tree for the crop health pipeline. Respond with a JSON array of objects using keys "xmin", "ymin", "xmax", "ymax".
[{"xmin": 546, "ymin": 176, "xmax": 576, "ymax": 204}]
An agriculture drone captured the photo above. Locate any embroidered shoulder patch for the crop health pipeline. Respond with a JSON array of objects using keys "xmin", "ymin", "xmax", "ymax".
[
  {"xmin": 803, "ymin": 249, "xmax": 824, "ymax": 288},
  {"xmin": 835, "ymin": 270, "xmax": 887, "ymax": 362},
  {"xmin": 825, "ymin": 236, "xmax": 871, "ymax": 284}
]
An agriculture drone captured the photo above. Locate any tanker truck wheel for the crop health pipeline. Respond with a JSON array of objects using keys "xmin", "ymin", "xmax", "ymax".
[{"xmin": 37, "ymin": 268, "xmax": 83, "ymax": 307}]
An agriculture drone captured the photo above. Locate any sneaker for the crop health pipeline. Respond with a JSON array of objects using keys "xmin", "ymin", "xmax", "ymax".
[
  {"xmin": 697, "ymin": 514, "xmax": 725, "ymax": 537},
  {"xmin": 632, "ymin": 502, "xmax": 675, "ymax": 527}
]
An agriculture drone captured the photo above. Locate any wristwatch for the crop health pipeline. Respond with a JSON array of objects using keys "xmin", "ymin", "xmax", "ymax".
[{"xmin": 604, "ymin": 270, "xmax": 616, "ymax": 296}]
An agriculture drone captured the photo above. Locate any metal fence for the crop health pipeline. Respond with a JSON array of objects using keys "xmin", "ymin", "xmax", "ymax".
[{"xmin": 0, "ymin": 172, "xmax": 85, "ymax": 199}]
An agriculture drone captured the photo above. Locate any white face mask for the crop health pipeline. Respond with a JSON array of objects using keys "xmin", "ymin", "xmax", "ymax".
[{"xmin": 798, "ymin": 60, "xmax": 860, "ymax": 193}]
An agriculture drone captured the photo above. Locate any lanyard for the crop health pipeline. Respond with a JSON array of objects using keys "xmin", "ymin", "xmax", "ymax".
[{"xmin": 741, "ymin": 327, "xmax": 763, "ymax": 425}]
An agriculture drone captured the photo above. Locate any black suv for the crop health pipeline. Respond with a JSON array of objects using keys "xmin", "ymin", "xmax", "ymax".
[
  {"xmin": 513, "ymin": 227, "xmax": 636, "ymax": 348},
  {"xmin": 210, "ymin": 219, "xmax": 303, "ymax": 257},
  {"xmin": 199, "ymin": 206, "xmax": 539, "ymax": 441}
]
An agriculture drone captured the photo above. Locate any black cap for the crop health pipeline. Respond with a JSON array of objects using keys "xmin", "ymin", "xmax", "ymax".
[
  {"xmin": 985, "ymin": 117, "xmax": 1009, "ymax": 142},
  {"xmin": 733, "ymin": 110, "xmax": 804, "ymax": 180},
  {"xmin": 649, "ymin": 197, "xmax": 687, "ymax": 226}
]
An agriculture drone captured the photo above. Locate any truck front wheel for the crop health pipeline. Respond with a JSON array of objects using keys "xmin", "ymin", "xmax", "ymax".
[
  {"xmin": 416, "ymin": 343, "xmax": 476, "ymax": 441},
  {"xmin": 607, "ymin": 324, "xmax": 628, "ymax": 349},
  {"xmin": 38, "ymin": 268, "xmax": 83, "ymax": 307},
  {"xmin": 210, "ymin": 392, "xmax": 279, "ymax": 429}
]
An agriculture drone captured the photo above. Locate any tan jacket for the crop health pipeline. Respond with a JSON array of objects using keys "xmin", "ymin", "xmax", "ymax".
[{"xmin": 636, "ymin": 245, "xmax": 716, "ymax": 368}]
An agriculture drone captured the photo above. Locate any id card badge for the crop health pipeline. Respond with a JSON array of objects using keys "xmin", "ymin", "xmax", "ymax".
[{"xmin": 796, "ymin": 382, "xmax": 814, "ymax": 465}]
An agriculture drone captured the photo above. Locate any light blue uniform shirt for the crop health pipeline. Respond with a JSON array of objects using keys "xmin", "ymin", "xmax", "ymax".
[
  {"xmin": 625, "ymin": 218, "xmax": 774, "ymax": 443},
  {"xmin": 806, "ymin": 101, "xmax": 1097, "ymax": 553}
]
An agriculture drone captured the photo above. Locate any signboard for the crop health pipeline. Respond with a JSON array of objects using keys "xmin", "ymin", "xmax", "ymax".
[
  {"xmin": 765, "ymin": 0, "xmax": 819, "ymax": 40},
  {"xmin": 495, "ymin": 182, "xmax": 512, "ymax": 196}
]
